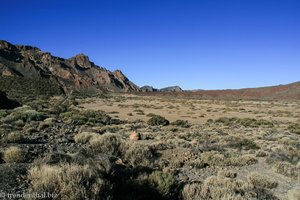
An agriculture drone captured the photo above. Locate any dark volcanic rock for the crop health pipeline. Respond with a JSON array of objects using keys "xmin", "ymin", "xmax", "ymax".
[{"xmin": 0, "ymin": 91, "xmax": 20, "ymax": 109}]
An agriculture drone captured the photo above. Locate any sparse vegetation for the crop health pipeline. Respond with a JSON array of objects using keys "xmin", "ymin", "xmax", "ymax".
[
  {"xmin": 273, "ymin": 161, "xmax": 299, "ymax": 179},
  {"xmin": 215, "ymin": 117, "xmax": 274, "ymax": 128},
  {"xmin": 288, "ymin": 123, "xmax": 300, "ymax": 134},
  {"xmin": 0, "ymin": 94, "xmax": 299, "ymax": 199}
]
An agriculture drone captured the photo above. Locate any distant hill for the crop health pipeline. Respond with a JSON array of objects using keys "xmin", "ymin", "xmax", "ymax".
[
  {"xmin": 160, "ymin": 86, "xmax": 183, "ymax": 92},
  {"xmin": 140, "ymin": 82, "xmax": 300, "ymax": 100},
  {"xmin": 0, "ymin": 40, "xmax": 140, "ymax": 100},
  {"xmin": 140, "ymin": 85, "xmax": 182, "ymax": 92}
]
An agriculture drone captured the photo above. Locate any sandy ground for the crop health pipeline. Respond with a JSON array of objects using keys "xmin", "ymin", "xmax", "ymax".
[{"xmin": 78, "ymin": 94, "xmax": 300, "ymax": 125}]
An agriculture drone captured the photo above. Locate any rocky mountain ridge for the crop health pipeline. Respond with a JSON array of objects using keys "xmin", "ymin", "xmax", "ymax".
[{"xmin": 0, "ymin": 40, "xmax": 140, "ymax": 97}]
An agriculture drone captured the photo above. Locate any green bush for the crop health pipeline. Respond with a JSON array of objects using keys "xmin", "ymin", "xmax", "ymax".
[
  {"xmin": 171, "ymin": 120, "xmax": 190, "ymax": 128},
  {"xmin": 1, "ymin": 106, "xmax": 46, "ymax": 123},
  {"xmin": 60, "ymin": 110, "xmax": 112, "ymax": 125},
  {"xmin": 148, "ymin": 171, "xmax": 178, "ymax": 198},
  {"xmin": 227, "ymin": 138, "xmax": 260, "ymax": 150}
]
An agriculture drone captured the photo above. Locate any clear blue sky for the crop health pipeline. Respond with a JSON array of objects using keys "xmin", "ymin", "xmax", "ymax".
[{"xmin": 1, "ymin": 0, "xmax": 299, "ymax": 90}]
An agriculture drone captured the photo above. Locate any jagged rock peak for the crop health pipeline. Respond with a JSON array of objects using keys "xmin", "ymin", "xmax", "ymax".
[
  {"xmin": 70, "ymin": 53, "xmax": 92, "ymax": 68},
  {"xmin": 113, "ymin": 70, "xmax": 126, "ymax": 79}
]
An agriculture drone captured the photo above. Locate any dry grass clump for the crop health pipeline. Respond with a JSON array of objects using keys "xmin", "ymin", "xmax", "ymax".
[
  {"xmin": 147, "ymin": 115, "xmax": 169, "ymax": 126},
  {"xmin": 256, "ymin": 150, "xmax": 268, "ymax": 157},
  {"xmin": 27, "ymin": 164, "xmax": 111, "ymax": 200},
  {"xmin": 74, "ymin": 132, "xmax": 97, "ymax": 144},
  {"xmin": 124, "ymin": 143, "xmax": 155, "ymax": 167},
  {"xmin": 181, "ymin": 182, "xmax": 202, "ymax": 200},
  {"xmin": 229, "ymin": 155, "xmax": 258, "ymax": 166},
  {"xmin": 38, "ymin": 117, "xmax": 56, "ymax": 129},
  {"xmin": 247, "ymin": 173, "xmax": 278, "ymax": 189},
  {"xmin": 2, "ymin": 146, "xmax": 25, "ymax": 163},
  {"xmin": 89, "ymin": 133, "xmax": 124, "ymax": 157},
  {"xmin": 273, "ymin": 161, "xmax": 299, "ymax": 179},
  {"xmin": 1, "ymin": 132, "xmax": 26, "ymax": 143},
  {"xmin": 200, "ymin": 176, "xmax": 254, "ymax": 200},
  {"xmin": 288, "ymin": 188, "xmax": 300, "ymax": 200},
  {"xmin": 217, "ymin": 170, "xmax": 237, "ymax": 178}
]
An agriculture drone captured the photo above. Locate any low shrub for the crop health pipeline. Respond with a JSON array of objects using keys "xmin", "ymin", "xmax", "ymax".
[
  {"xmin": 1, "ymin": 106, "xmax": 46, "ymax": 123},
  {"xmin": 27, "ymin": 164, "xmax": 112, "ymax": 199},
  {"xmin": 1, "ymin": 132, "xmax": 26, "ymax": 143},
  {"xmin": 200, "ymin": 176, "xmax": 254, "ymax": 199},
  {"xmin": 171, "ymin": 120, "xmax": 190, "ymax": 128},
  {"xmin": 74, "ymin": 132, "xmax": 97, "ymax": 144},
  {"xmin": 181, "ymin": 182, "xmax": 202, "ymax": 200},
  {"xmin": 2, "ymin": 146, "xmax": 25, "ymax": 163},
  {"xmin": 60, "ymin": 110, "xmax": 112, "ymax": 125},
  {"xmin": 148, "ymin": 171, "xmax": 178, "ymax": 198},
  {"xmin": 215, "ymin": 117, "xmax": 274, "ymax": 128},
  {"xmin": 147, "ymin": 115, "xmax": 169, "ymax": 126},
  {"xmin": 227, "ymin": 138, "xmax": 260, "ymax": 150},
  {"xmin": 89, "ymin": 133, "xmax": 124, "ymax": 157},
  {"xmin": 247, "ymin": 173, "xmax": 278, "ymax": 189},
  {"xmin": 274, "ymin": 162, "xmax": 299, "ymax": 179},
  {"xmin": 124, "ymin": 144, "xmax": 155, "ymax": 167}
]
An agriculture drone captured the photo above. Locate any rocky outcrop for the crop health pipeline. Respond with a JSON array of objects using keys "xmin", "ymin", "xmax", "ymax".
[
  {"xmin": 0, "ymin": 91, "xmax": 20, "ymax": 109},
  {"xmin": 160, "ymin": 86, "xmax": 183, "ymax": 92},
  {"xmin": 140, "ymin": 85, "xmax": 183, "ymax": 92},
  {"xmin": 0, "ymin": 40, "xmax": 140, "ymax": 95},
  {"xmin": 140, "ymin": 85, "xmax": 158, "ymax": 92}
]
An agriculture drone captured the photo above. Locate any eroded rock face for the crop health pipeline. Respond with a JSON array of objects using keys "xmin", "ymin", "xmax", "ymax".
[
  {"xmin": 160, "ymin": 86, "xmax": 183, "ymax": 92},
  {"xmin": 0, "ymin": 91, "xmax": 20, "ymax": 109},
  {"xmin": 140, "ymin": 85, "xmax": 158, "ymax": 92},
  {"xmin": 0, "ymin": 40, "xmax": 140, "ymax": 94}
]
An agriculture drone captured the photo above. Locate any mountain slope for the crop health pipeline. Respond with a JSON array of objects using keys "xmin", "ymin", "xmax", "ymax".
[{"xmin": 0, "ymin": 40, "xmax": 140, "ymax": 99}]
